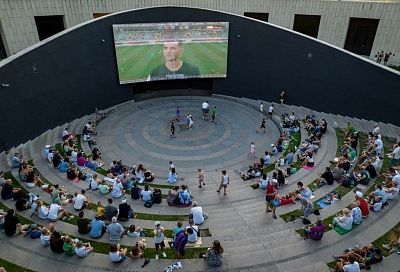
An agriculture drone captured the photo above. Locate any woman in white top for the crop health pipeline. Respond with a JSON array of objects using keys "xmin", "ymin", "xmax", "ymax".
[
  {"xmin": 37, "ymin": 201, "xmax": 49, "ymax": 219},
  {"xmin": 135, "ymin": 164, "xmax": 145, "ymax": 183},
  {"xmin": 331, "ymin": 208, "xmax": 353, "ymax": 230},
  {"xmin": 258, "ymin": 174, "xmax": 269, "ymax": 189},
  {"xmin": 304, "ymin": 152, "xmax": 315, "ymax": 167},
  {"xmin": 167, "ymin": 168, "xmax": 177, "ymax": 183}
]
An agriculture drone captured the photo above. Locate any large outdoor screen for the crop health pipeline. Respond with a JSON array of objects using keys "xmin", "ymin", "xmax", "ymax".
[{"xmin": 113, "ymin": 22, "xmax": 229, "ymax": 84}]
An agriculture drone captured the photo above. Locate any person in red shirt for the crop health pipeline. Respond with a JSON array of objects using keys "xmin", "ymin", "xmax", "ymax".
[
  {"xmin": 355, "ymin": 191, "xmax": 369, "ymax": 217},
  {"xmin": 266, "ymin": 182, "xmax": 278, "ymax": 219}
]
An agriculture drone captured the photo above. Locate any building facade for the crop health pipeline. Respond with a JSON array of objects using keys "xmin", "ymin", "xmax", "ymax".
[{"xmin": 0, "ymin": 0, "xmax": 399, "ymax": 64}]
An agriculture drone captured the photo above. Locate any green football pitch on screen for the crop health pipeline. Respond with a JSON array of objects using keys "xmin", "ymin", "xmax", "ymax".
[{"xmin": 115, "ymin": 42, "xmax": 228, "ymax": 83}]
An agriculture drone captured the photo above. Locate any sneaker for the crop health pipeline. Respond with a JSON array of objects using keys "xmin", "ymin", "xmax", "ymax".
[
  {"xmin": 199, "ymin": 185, "xmax": 202, "ymax": 188},
  {"xmin": 155, "ymin": 254, "xmax": 159, "ymax": 260},
  {"xmin": 216, "ymin": 190, "xmax": 220, "ymax": 194},
  {"xmin": 203, "ymin": 183, "xmax": 205, "ymax": 186},
  {"xmin": 382, "ymin": 244, "xmax": 391, "ymax": 250},
  {"xmin": 273, "ymin": 215, "xmax": 277, "ymax": 219},
  {"xmin": 162, "ymin": 252, "xmax": 167, "ymax": 258}
]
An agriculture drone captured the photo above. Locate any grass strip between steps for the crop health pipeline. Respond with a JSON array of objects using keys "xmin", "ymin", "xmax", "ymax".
[{"xmin": 0, "ymin": 257, "xmax": 36, "ymax": 272}]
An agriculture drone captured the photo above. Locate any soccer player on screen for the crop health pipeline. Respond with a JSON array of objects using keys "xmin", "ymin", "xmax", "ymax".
[{"xmin": 149, "ymin": 41, "xmax": 200, "ymax": 80}]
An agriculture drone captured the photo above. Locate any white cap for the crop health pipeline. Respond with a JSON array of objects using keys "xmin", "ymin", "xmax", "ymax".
[
  {"xmin": 45, "ymin": 145, "xmax": 51, "ymax": 148},
  {"xmin": 355, "ymin": 191, "xmax": 363, "ymax": 198},
  {"xmin": 121, "ymin": 198, "xmax": 127, "ymax": 204}
]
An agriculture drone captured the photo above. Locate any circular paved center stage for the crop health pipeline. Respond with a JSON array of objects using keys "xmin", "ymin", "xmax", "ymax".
[{"xmin": 96, "ymin": 96, "xmax": 281, "ymax": 177}]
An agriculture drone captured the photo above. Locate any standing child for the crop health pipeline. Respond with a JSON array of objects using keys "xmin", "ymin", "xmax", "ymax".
[
  {"xmin": 198, "ymin": 169, "xmax": 205, "ymax": 188},
  {"xmin": 188, "ymin": 115, "xmax": 194, "ymax": 130},
  {"xmin": 170, "ymin": 121, "xmax": 176, "ymax": 138},
  {"xmin": 217, "ymin": 170, "xmax": 229, "ymax": 195},
  {"xmin": 153, "ymin": 221, "xmax": 167, "ymax": 259},
  {"xmin": 169, "ymin": 161, "xmax": 175, "ymax": 171},
  {"xmin": 211, "ymin": 106, "xmax": 217, "ymax": 123},
  {"xmin": 248, "ymin": 142, "xmax": 256, "ymax": 158},
  {"xmin": 176, "ymin": 106, "xmax": 181, "ymax": 121}
]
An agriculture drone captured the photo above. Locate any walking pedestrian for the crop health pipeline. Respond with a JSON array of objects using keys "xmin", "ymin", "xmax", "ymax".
[
  {"xmin": 186, "ymin": 114, "xmax": 194, "ymax": 130},
  {"xmin": 153, "ymin": 221, "xmax": 167, "ymax": 259},
  {"xmin": 280, "ymin": 90, "xmax": 287, "ymax": 104},
  {"xmin": 176, "ymin": 106, "xmax": 181, "ymax": 121},
  {"xmin": 202, "ymin": 101, "xmax": 209, "ymax": 120},
  {"xmin": 211, "ymin": 106, "xmax": 217, "ymax": 123},
  {"xmin": 257, "ymin": 118, "xmax": 266, "ymax": 133},
  {"xmin": 268, "ymin": 104, "xmax": 274, "ymax": 119},
  {"xmin": 170, "ymin": 121, "xmax": 176, "ymax": 138},
  {"xmin": 198, "ymin": 169, "xmax": 205, "ymax": 188},
  {"xmin": 217, "ymin": 170, "xmax": 229, "ymax": 195},
  {"xmin": 260, "ymin": 102, "xmax": 264, "ymax": 113},
  {"xmin": 248, "ymin": 142, "xmax": 256, "ymax": 158}
]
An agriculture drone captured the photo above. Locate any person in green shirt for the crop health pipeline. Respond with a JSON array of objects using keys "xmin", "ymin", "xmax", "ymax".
[
  {"xmin": 348, "ymin": 147, "xmax": 357, "ymax": 161},
  {"xmin": 99, "ymin": 180, "xmax": 111, "ymax": 195},
  {"xmin": 345, "ymin": 122, "xmax": 356, "ymax": 137},
  {"xmin": 355, "ymin": 167, "xmax": 370, "ymax": 185},
  {"xmin": 149, "ymin": 41, "xmax": 200, "ymax": 81},
  {"xmin": 211, "ymin": 106, "xmax": 217, "ymax": 123},
  {"xmin": 63, "ymin": 236, "xmax": 76, "ymax": 256}
]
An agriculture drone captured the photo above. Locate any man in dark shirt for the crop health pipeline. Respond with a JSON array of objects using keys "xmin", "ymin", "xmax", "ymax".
[
  {"xmin": 365, "ymin": 162, "xmax": 378, "ymax": 179},
  {"xmin": 105, "ymin": 198, "xmax": 118, "ymax": 221},
  {"xmin": 118, "ymin": 198, "xmax": 133, "ymax": 221},
  {"xmin": 316, "ymin": 167, "xmax": 335, "ymax": 187},
  {"xmin": 77, "ymin": 211, "xmax": 91, "ymax": 234},
  {"xmin": 4, "ymin": 209, "xmax": 26, "ymax": 236},
  {"xmin": 1, "ymin": 179, "xmax": 20, "ymax": 200},
  {"xmin": 15, "ymin": 195, "xmax": 30, "ymax": 211},
  {"xmin": 149, "ymin": 41, "xmax": 200, "ymax": 81}
]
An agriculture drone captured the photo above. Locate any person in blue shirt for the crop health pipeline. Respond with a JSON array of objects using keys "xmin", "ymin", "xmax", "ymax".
[{"xmin": 90, "ymin": 215, "xmax": 106, "ymax": 238}]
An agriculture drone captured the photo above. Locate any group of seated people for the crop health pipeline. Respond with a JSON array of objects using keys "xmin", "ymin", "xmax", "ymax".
[
  {"xmin": 332, "ymin": 244, "xmax": 383, "ymax": 271},
  {"xmin": 166, "ymin": 185, "xmax": 193, "ymax": 206},
  {"xmin": 280, "ymin": 112, "xmax": 300, "ymax": 132},
  {"xmin": 304, "ymin": 113, "xmax": 327, "ymax": 136}
]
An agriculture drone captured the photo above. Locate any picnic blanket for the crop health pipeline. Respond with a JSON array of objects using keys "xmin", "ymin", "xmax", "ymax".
[
  {"xmin": 317, "ymin": 199, "xmax": 331, "ymax": 209},
  {"xmin": 334, "ymin": 222, "xmax": 361, "ymax": 235},
  {"xmin": 303, "ymin": 165, "xmax": 316, "ymax": 171},
  {"xmin": 317, "ymin": 197, "xmax": 338, "ymax": 209}
]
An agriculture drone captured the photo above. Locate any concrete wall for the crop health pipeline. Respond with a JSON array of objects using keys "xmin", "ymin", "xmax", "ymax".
[
  {"xmin": 0, "ymin": 0, "xmax": 399, "ymax": 64},
  {"xmin": 0, "ymin": 6, "xmax": 399, "ymax": 150}
]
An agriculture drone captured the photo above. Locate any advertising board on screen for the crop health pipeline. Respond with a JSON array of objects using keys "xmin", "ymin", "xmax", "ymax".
[{"xmin": 113, "ymin": 22, "xmax": 229, "ymax": 84}]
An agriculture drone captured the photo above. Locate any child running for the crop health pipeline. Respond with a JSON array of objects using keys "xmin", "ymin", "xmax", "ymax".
[{"xmin": 198, "ymin": 169, "xmax": 205, "ymax": 188}]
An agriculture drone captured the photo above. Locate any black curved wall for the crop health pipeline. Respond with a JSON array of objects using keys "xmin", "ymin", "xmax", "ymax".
[{"xmin": 1, "ymin": 6, "xmax": 399, "ymax": 150}]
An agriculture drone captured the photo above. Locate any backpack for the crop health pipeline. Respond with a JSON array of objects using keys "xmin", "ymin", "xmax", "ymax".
[
  {"xmin": 152, "ymin": 189, "xmax": 162, "ymax": 204},
  {"xmin": 144, "ymin": 200, "xmax": 153, "ymax": 208}
]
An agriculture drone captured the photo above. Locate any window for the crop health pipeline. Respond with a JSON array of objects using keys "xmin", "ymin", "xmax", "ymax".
[
  {"xmin": 293, "ymin": 14, "xmax": 321, "ymax": 38},
  {"xmin": 34, "ymin": 15, "xmax": 65, "ymax": 41},
  {"xmin": 344, "ymin": 18, "xmax": 379, "ymax": 56},
  {"xmin": 244, "ymin": 12, "xmax": 269, "ymax": 22}
]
